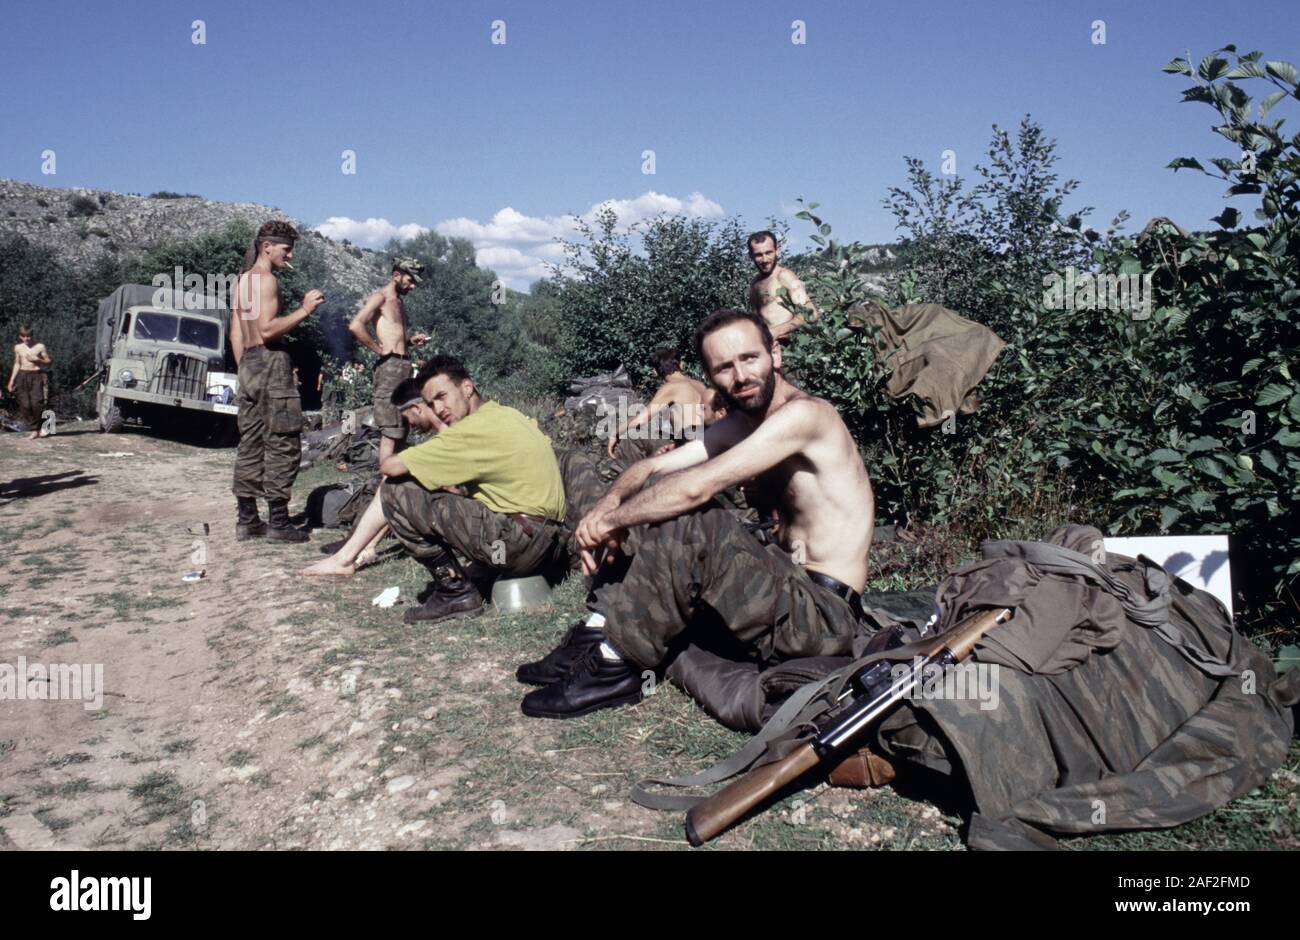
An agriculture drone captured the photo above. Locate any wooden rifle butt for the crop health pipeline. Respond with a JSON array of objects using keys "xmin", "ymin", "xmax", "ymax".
[{"xmin": 685, "ymin": 742, "xmax": 821, "ymax": 846}]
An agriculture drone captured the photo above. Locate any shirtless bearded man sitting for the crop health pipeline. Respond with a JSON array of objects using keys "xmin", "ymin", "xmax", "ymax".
[{"xmin": 517, "ymin": 308, "xmax": 875, "ymax": 719}]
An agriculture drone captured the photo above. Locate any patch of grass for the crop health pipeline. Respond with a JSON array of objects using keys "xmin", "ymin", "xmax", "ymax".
[
  {"xmin": 88, "ymin": 591, "xmax": 183, "ymax": 621},
  {"xmin": 161, "ymin": 738, "xmax": 196, "ymax": 755},
  {"xmin": 227, "ymin": 749, "xmax": 256, "ymax": 768},
  {"xmin": 42, "ymin": 628, "xmax": 75, "ymax": 648},
  {"xmin": 114, "ymin": 750, "xmax": 159, "ymax": 765},
  {"xmin": 47, "ymin": 752, "xmax": 93, "ymax": 768},
  {"xmin": 262, "ymin": 691, "xmax": 299, "ymax": 719},
  {"xmin": 128, "ymin": 770, "xmax": 186, "ymax": 824},
  {"xmin": 34, "ymin": 808, "xmax": 73, "ymax": 831},
  {"xmin": 296, "ymin": 734, "xmax": 326, "ymax": 750},
  {"xmin": 0, "ymin": 740, "xmax": 14, "ymax": 759},
  {"xmin": 34, "ymin": 777, "xmax": 94, "ymax": 798}
]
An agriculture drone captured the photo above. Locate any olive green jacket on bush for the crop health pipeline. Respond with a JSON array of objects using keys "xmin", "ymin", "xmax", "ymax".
[{"xmin": 848, "ymin": 301, "xmax": 1005, "ymax": 428}]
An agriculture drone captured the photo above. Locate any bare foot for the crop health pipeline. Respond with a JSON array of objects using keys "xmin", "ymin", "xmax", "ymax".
[
  {"xmin": 299, "ymin": 556, "xmax": 357, "ymax": 577},
  {"xmin": 29, "ymin": 431, "xmax": 40, "ymax": 440},
  {"xmin": 355, "ymin": 549, "xmax": 379, "ymax": 570}
]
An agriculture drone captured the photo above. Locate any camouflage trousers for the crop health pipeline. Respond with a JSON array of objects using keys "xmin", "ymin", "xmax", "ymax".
[
  {"xmin": 380, "ymin": 476, "xmax": 566, "ymax": 578},
  {"xmin": 14, "ymin": 371, "xmax": 47, "ymax": 431},
  {"xmin": 555, "ymin": 446, "xmax": 607, "ymax": 569},
  {"xmin": 590, "ymin": 503, "xmax": 862, "ymax": 670},
  {"xmin": 612, "ymin": 434, "xmax": 673, "ymax": 470},
  {"xmin": 372, "ymin": 354, "xmax": 412, "ymax": 441},
  {"xmin": 232, "ymin": 345, "xmax": 302, "ymax": 503}
]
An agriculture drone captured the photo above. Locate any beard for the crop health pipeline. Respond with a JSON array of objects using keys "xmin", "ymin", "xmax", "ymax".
[{"xmin": 718, "ymin": 367, "xmax": 776, "ymax": 414}]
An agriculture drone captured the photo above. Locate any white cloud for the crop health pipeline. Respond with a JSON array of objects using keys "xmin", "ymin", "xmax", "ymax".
[
  {"xmin": 315, "ymin": 191, "xmax": 725, "ymax": 290},
  {"xmin": 314, "ymin": 216, "xmax": 429, "ymax": 245}
]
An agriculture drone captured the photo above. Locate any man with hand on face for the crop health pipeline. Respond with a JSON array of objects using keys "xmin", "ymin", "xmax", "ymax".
[
  {"xmin": 349, "ymin": 257, "xmax": 430, "ymax": 468},
  {"xmin": 371, "ymin": 356, "xmax": 569, "ymax": 624},
  {"xmin": 301, "ymin": 376, "xmax": 448, "ymax": 578},
  {"xmin": 517, "ymin": 309, "xmax": 875, "ymax": 720},
  {"xmin": 230, "ymin": 220, "xmax": 325, "ymax": 542}
]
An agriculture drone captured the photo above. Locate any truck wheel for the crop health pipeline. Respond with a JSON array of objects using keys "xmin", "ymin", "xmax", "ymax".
[{"xmin": 97, "ymin": 383, "xmax": 124, "ymax": 433}]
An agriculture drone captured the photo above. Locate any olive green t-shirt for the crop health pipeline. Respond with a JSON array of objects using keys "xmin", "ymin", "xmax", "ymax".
[{"xmin": 400, "ymin": 400, "xmax": 566, "ymax": 521}]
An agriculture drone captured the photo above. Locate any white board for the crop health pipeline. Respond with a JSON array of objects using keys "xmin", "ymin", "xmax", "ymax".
[{"xmin": 1103, "ymin": 535, "xmax": 1233, "ymax": 617}]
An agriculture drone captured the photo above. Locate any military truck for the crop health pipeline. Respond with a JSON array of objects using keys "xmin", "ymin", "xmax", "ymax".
[{"xmin": 94, "ymin": 284, "xmax": 239, "ymax": 440}]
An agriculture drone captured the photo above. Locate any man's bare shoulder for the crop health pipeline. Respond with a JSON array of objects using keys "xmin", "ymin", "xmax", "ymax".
[
  {"xmin": 768, "ymin": 393, "xmax": 841, "ymax": 433},
  {"xmin": 662, "ymin": 375, "xmax": 704, "ymax": 398},
  {"xmin": 776, "ymin": 266, "xmax": 805, "ymax": 287}
]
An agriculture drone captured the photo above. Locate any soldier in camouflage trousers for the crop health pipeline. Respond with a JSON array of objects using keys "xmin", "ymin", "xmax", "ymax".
[
  {"xmin": 232, "ymin": 344, "xmax": 303, "ymax": 509},
  {"xmin": 230, "ymin": 220, "xmax": 324, "ymax": 543},
  {"xmin": 380, "ymin": 477, "xmax": 567, "ymax": 585},
  {"xmin": 588, "ymin": 501, "xmax": 862, "ymax": 670},
  {"xmin": 519, "ymin": 309, "xmax": 876, "ymax": 720}
]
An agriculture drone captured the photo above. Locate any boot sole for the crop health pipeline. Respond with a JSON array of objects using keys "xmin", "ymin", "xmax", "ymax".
[
  {"xmin": 515, "ymin": 671, "xmax": 561, "ymax": 687},
  {"xmin": 520, "ymin": 690, "xmax": 642, "ymax": 720}
]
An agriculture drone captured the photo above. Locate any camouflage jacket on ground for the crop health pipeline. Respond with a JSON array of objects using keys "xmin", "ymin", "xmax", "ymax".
[{"xmin": 665, "ymin": 524, "xmax": 1300, "ymax": 850}]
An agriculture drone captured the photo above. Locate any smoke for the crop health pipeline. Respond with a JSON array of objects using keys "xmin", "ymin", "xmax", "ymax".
[{"xmin": 319, "ymin": 305, "xmax": 353, "ymax": 365}]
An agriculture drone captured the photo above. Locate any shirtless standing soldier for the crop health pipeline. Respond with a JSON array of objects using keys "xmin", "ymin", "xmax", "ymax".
[
  {"xmin": 518, "ymin": 308, "xmax": 875, "ymax": 720},
  {"xmin": 607, "ymin": 347, "xmax": 712, "ymax": 467},
  {"xmin": 348, "ymin": 258, "xmax": 429, "ymax": 466},
  {"xmin": 747, "ymin": 230, "xmax": 817, "ymax": 345},
  {"xmin": 230, "ymin": 221, "xmax": 325, "ymax": 542},
  {"xmin": 8, "ymin": 326, "xmax": 52, "ymax": 439}
]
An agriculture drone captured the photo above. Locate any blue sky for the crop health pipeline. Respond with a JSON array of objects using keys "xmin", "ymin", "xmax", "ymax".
[{"xmin": 2, "ymin": 0, "xmax": 1297, "ymax": 287}]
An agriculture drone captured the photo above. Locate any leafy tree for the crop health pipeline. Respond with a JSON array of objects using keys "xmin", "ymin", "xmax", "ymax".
[
  {"xmin": 549, "ymin": 208, "xmax": 754, "ymax": 389},
  {"xmin": 378, "ymin": 229, "xmax": 526, "ymax": 386}
]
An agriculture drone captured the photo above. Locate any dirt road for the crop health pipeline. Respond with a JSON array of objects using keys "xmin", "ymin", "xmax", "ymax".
[{"xmin": 3, "ymin": 424, "xmax": 960, "ymax": 850}]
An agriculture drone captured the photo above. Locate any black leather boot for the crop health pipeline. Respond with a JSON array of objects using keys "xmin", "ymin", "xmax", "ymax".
[
  {"xmin": 519, "ymin": 644, "xmax": 643, "ymax": 719},
  {"xmin": 235, "ymin": 496, "xmax": 267, "ymax": 541},
  {"xmin": 402, "ymin": 576, "xmax": 484, "ymax": 624},
  {"xmin": 265, "ymin": 499, "xmax": 309, "ymax": 543},
  {"xmin": 515, "ymin": 622, "xmax": 606, "ymax": 686},
  {"xmin": 403, "ymin": 552, "xmax": 484, "ymax": 624}
]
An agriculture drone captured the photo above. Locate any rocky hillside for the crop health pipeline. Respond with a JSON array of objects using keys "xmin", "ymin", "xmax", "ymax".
[{"xmin": 0, "ymin": 178, "xmax": 382, "ymax": 296}]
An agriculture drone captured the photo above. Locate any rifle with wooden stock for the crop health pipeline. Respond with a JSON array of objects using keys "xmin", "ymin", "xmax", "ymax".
[{"xmin": 685, "ymin": 606, "xmax": 1013, "ymax": 846}]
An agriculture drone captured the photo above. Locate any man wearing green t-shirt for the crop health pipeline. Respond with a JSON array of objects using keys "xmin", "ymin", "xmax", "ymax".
[{"xmin": 377, "ymin": 356, "xmax": 568, "ymax": 624}]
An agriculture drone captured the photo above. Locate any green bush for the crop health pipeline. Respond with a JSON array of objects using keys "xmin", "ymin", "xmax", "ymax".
[
  {"xmin": 782, "ymin": 47, "xmax": 1299, "ymax": 641},
  {"xmin": 549, "ymin": 207, "xmax": 754, "ymax": 390},
  {"xmin": 67, "ymin": 195, "xmax": 99, "ymax": 218}
]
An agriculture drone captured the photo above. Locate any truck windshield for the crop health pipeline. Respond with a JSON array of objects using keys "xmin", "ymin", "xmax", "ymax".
[{"xmin": 134, "ymin": 312, "xmax": 220, "ymax": 350}]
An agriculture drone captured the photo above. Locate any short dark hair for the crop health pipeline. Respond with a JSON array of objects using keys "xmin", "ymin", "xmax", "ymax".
[
  {"xmin": 648, "ymin": 347, "xmax": 681, "ymax": 379},
  {"xmin": 747, "ymin": 230, "xmax": 778, "ymax": 253},
  {"xmin": 693, "ymin": 309, "xmax": 774, "ymax": 371},
  {"xmin": 391, "ymin": 377, "xmax": 425, "ymax": 408},
  {"xmin": 416, "ymin": 354, "xmax": 471, "ymax": 387}
]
